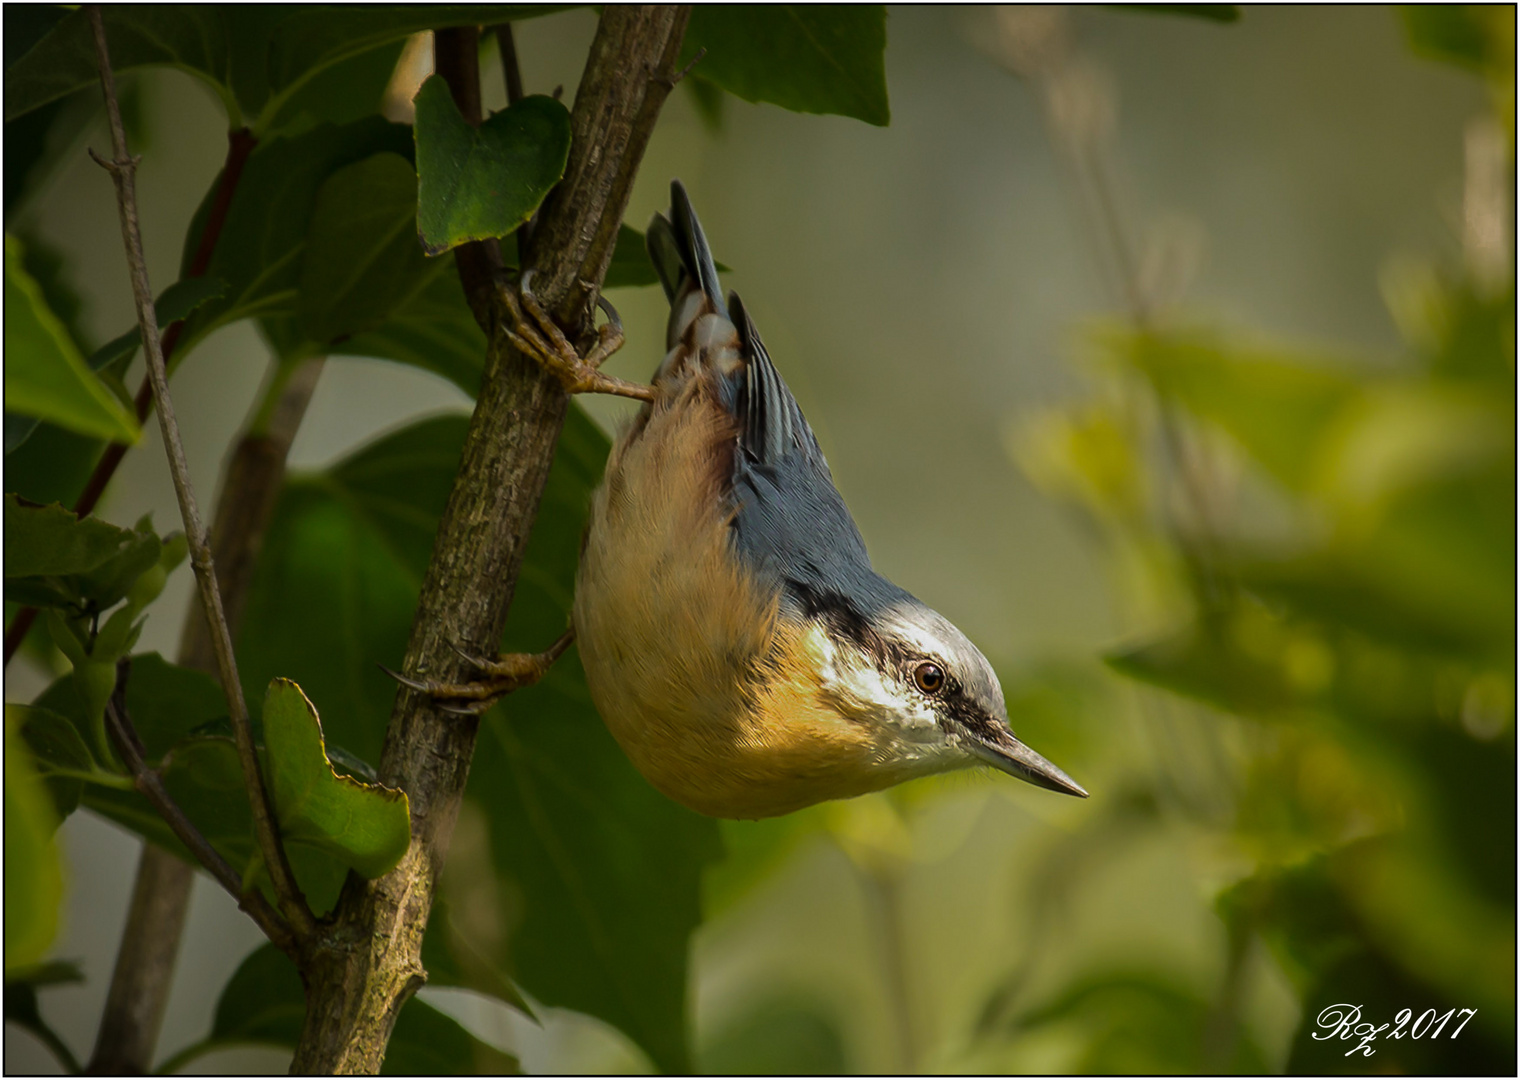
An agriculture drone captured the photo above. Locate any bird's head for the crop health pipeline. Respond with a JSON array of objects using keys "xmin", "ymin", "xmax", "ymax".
[{"xmin": 794, "ymin": 584, "xmax": 1088, "ymax": 798}]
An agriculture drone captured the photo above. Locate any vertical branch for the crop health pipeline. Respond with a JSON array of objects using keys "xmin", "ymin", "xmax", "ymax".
[
  {"xmin": 86, "ymin": 5, "xmax": 314, "ymax": 938},
  {"xmin": 290, "ymin": 8, "xmax": 690, "ymax": 1072},
  {"xmin": 86, "ymin": 358, "xmax": 326, "ymax": 1073}
]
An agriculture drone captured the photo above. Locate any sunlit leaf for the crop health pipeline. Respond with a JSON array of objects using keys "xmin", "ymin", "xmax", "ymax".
[
  {"xmin": 5, "ymin": 236, "xmax": 140, "ymax": 445},
  {"xmin": 262, "ymin": 679, "xmax": 410, "ymax": 880},
  {"xmin": 683, "ymin": 6, "xmax": 890, "ymax": 126},
  {"xmin": 4, "ymin": 708, "xmax": 64, "ymax": 974},
  {"xmin": 413, "ymin": 79, "xmax": 572, "ymax": 255}
]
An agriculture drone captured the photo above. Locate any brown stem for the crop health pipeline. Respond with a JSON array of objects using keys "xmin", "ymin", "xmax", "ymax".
[
  {"xmin": 289, "ymin": 8, "xmax": 691, "ymax": 1072},
  {"xmin": 102, "ymin": 661, "xmax": 293, "ymax": 952},
  {"xmin": 85, "ymin": 359, "xmax": 325, "ymax": 1073},
  {"xmin": 87, "ymin": 6, "xmax": 314, "ymax": 938},
  {"xmin": 2, "ymin": 126, "xmax": 256, "ymax": 669}
]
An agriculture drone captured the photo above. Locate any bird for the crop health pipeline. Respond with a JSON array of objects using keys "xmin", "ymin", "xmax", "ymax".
[{"xmin": 392, "ymin": 180, "xmax": 1087, "ymax": 819}]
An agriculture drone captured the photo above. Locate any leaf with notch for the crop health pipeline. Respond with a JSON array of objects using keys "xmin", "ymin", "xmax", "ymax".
[
  {"xmin": 414, "ymin": 78, "xmax": 572, "ymax": 255},
  {"xmin": 263, "ymin": 679, "xmax": 410, "ymax": 880}
]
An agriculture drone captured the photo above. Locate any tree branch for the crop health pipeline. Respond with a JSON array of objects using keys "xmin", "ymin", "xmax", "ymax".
[
  {"xmin": 289, "ymin": 7, "xmax": 691, "ymax": 1072},
  {"xmin": 87, "ymin": 358, "xmax": 326, "ymax": 1074},
  {"xmin": 86, "ymin": 5, "xmax": 314, "ymax": 939}
]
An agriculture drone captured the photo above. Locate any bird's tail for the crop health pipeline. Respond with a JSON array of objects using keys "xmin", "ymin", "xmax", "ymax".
[{"xmin": 647, "ymin": 180, "xmax": 730, "ymax": 355}]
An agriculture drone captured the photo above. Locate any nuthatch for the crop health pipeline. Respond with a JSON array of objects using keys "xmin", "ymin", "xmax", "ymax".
[{"xmin": 396, "ymin": 181, "xmax": 1087, "ymax": 819}]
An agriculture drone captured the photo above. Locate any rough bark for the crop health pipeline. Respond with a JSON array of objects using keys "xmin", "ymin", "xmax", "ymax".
[{"xmin": 288, "ymin": 8, "xmax": 690, "ymax": 1073}]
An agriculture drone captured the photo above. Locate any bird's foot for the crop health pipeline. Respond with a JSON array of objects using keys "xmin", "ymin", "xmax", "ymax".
[
  {"xmin": 380, "ymin": 629, "xmax": 574, "ymax": 716},
  {"xmin": 503, "ymin": 271, "xmax": 654, "ymax": 402}
]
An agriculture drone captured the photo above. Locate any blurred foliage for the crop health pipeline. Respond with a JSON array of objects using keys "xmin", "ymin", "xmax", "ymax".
[{"xmin": 1007, "ymin": 89, "xmax": 1514, "ymax": 1080}]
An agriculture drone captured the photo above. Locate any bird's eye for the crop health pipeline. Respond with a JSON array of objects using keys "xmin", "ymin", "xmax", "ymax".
[{"xmin": 912, "ymin": 661, "xmax": 945, "ymax": 695}]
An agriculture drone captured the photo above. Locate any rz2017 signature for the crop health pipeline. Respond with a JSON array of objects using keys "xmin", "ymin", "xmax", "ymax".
[{"xmin": 1312, "ymin": 1003, "xmax": 1478, "ymax": 1057}]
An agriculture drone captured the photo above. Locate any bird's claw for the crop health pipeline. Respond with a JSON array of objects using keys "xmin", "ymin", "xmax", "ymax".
[
  {"xmin": 378, "ymin": 629, "xmax": 576, "ymax": 716},
  {"xmin": 503, "ymin": 271, "xmax": 653, "ymax": 402}
]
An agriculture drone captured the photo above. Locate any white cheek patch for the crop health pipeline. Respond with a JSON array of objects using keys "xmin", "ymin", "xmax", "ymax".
[{"xmin": 805, "ymin": 626, "xmax": 946, "ymax": 747}]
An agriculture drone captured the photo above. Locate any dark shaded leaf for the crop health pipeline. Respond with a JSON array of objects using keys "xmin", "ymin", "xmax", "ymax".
[
  {"xmin": 85, "ymin": 276, "xmax": 228, "ymax": 381},
  {"xmin": 3, "ymin": 960, "xmax": 84, "ymax": 1075},
  {"xmin": 683, "ymin": 6, "xmax": 890, "ymax": 126},
  {"xmin": 298, "ymin": 152, "xmax": 435, "ymax": 347},
  {"xmin": 175, "ymin": 118, "xmax": 415, "ymax": 361},
  {"xmin": 413, "ymin": 79, "xmax": 572, "ymax": 255},
  {"xmin": 15, "ymin": 705, "xmax": 92, "ymax": 820}
]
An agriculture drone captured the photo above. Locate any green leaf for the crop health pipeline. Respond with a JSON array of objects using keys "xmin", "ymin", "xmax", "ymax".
[
  {"xmin": 175, "ymin": 118, "xmax": 416, "ymax": 362},
  {"xmin": 262, "ymin": 679, "xmax": 410, "ymax": 880},
  {"xmin": 168, "ymin": 942, "xmax": 518, "ymax": 1075},
  {"xmin": 5, "ymin": 235, "xmax": 140, "ymax": 444},
  {"xmin": 414, "ymin": 79, "xmax": 572, "ymax": 255},
  {"xmin": 298, "ymin": 153, "xmax": 436, "ymax": 347},
  {"xmin": 85, "ymin": 276, "xmax": 229, "ymax": 381},
  {"xmin": 683, "ymin": 6, "xmax": 891, "ymax": 126},
  {"xmin": 1, "ymin": 420, "xmax": 103, "ymax": 510},
  {"xmin": 3, "ymin": 6, "xmax": 561, "ymax": 130},
  {"xmin": 3, "ymin": 495, "xmax": 145, "ymax": 581},
  {"xmin": 15, "ymin": 705, "xmax": 93, "ymax": 820},
  {"xmin": 5, "ymin": 7, "xmax": 237, "ymax": 123},
  {"xmin": 4, "ymin": 708, "xmax": 64, "ymax": 974}
]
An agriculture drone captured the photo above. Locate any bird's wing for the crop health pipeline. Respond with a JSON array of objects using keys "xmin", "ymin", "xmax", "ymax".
[{"xmin": 648, "ymin": 181, "xmax": 883, "ymax": 600}]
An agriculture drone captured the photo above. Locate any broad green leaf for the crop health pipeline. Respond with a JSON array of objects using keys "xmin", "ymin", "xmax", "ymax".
[
  {"xmin": 262, "ymin": 679, "xmax": 410, "ymax": 880},
  {"xmin": 3, "ymin": 495, "xmax": 145, "ymax": 581},
  {"xmin": 174, "ymin": 118, "xmax": 415, "ymax": 361},
  {"xmin": 237, "ymin": 408, "xmax": 724, "ymax": 1069},
  {"xmin": 166, "ymin": 942, "xmax": 518, "ymax": 1075},
  {"xmin": 5, "ymin": 235, "xmax": 140, "ymax": 444},
  {"xmin": 697, "ymin": 994, "xmax": 850, "ymax": 1075},
  {"xmin": 4, "ymin": 229, "xmax": 95, "ymax": 452},
  {"xmin": 4, "ymin": 6, "xmax": 560, "ymax": 131},
  {"xmin": 4, "ymin": 7, "xmax": 237, "ymax": 123},
  {"xmin": 1, "ymin": 421, "xmax": 102, "ymax": 510},
  {"xmin": 683, "ymin": 6, "xmax": 890, "ymax": 126},
  {"xmin": 260, "ymin": 38, "xmax": 408, "ymax": 137},
  {"xmin": 298, "ymin": 153, "xmax": 436, "ymax": 347},
  {"xmin": 84, "ymin": 276, "xmax": 229, "ymax": 380},
  {"xmin": 4, "ymin": 708, "xmax": 64, "ymax": 974},
  {"xmin": 414, "ymin": 79, "xmax": 572, "ymax": 255}
]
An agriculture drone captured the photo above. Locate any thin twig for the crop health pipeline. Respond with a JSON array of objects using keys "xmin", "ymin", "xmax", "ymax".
[
  {"xmin": 103, "ymin": 660, "xmax": 294, "ymax": 953},
  {"xmin": 86, "ymin": 5, "xmax": 314, "ymax": 938},
  {"xmin": 2, "ymin": 127, "xmax": 257, "ymax": 669},
  {"xmin": 88, "ymin": 356, "xmax": 327, "ymax": 1074}
]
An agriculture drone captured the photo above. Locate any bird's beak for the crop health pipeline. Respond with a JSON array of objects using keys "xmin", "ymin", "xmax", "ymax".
[{"xmin": 966, "ymin": 728, "xmax": 1089, "ymax": 798}]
